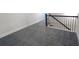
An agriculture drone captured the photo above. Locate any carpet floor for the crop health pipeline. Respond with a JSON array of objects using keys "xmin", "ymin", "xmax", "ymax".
[{"xmin": 0, "ymin": 20, "xmax": 78, "ymax": 46}]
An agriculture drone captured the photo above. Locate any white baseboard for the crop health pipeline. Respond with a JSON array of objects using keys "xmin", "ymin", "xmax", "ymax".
[{"xmin": 0, "ymin": 20, "xmax": 43, "ymax": 38}]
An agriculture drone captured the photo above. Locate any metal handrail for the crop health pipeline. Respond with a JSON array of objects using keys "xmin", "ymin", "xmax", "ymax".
[{"xmin": 49, "ymin": 15, "xmax": 78, "ymax": 18}]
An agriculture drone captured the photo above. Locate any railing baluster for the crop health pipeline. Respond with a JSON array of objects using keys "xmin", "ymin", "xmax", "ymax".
[
  {"xmin": 74, "ymin": 17, "xmax": 76, "ymax": 32},
  {"xmin": 72, "ymin": 17, "xmax": 74, "ymax": 32},
  {"xmin": 63, "ymin": 17, "xmax": 65, "ymax": 30},
  {"xmin": 73, "ymin": 17, "xmax": 75, "ymax": 32},
  {"xmin": 45, "ymin": 14, "xmax": 48, "ymax": 27},
  {"xmin": 65, "ymin": 17, "xmax": 66, "ymax": 30},
  {"xmin": 47, "ymin": 14, "xmax": 78, "ymax": 32},
  {"xmin": 67, "ymin": 17, "xmax": 68, "ymax": 31},
  {"xmin": 56, "ymin": 17, "xmax": 58, "ymax": 29},
  {"xmin": 64, "ymin": 18, "xmax": 65, "ymax": 30},
  {"xmin": 65, "ymin": 18, "xmax": 67, "ymax": 30}
]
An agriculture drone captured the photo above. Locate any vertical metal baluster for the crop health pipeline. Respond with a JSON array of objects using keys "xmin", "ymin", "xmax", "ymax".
[
  {"xmin": 72, "ymin": 17, "xmax": 73, "ymax": 32},
  {"xmin": 57, "ymin": 17, "xmax": 59, "ymax": 29},
  {"xmin": 70, "ymin": 17, "xmax": 71, "ymax": 31},
  {"xmin": 66, "ymin": 17, "xmax": 67, "ymax": 31},
  {"xmin": 65, "ymin": 17, "xmax": 66, "ymax": 30},
  {"xmin": 48, "ymin": 15, "xmax": 49, "ymax": 27},
  {"xmin": 71, "ymin": 17, "xmax": 73, "ymax": 32},
  {"xmin": 63, "ymin": 17, "xmax": 64, "ymax": 30},
  {"xmin": 62, "ymin": 17, "xmax": 63, "ymax": 30},
  {"xmin": 59, "ymin": 17, "xmax": 61, "ymax": 29},
  {"xmin": 69, "ymin": 17, "xmax": 71, "ymax": 31},
  {"xmin": 64, "ymin": 17, "xmax": 65, "ymax": 30},
  {"xmin": 45, "ymin": 13, "xmax": 48, "ymax": 27},
  {"xmin": 74, "ymin": 17, "xmax": 76, "ymax": 32},
  {"xmin": 52, "ymin": 16, "xmax": 54, "ymax": 28},
  {"xmin": 70, "ymin": 17, "xmax": 71, "ymax": 32},
  {"xmin": 56, "ymin": 17, "xmax": 58, "ymax": 29},
  {"xmin": 68, "ymin": 17, "xmax": 69, "ymax": 31},
  {"xmin": 66, "ymin": 18, "xmax": 68, "ymax": 30},
  {"xmin": 65, "ymin": 17, "xmax": 67, "ymax": 30},
  {"xmin": 71, "ymin": 17, "xmax": 72, "ymax": 32},
  {"xmin": 73, "ymin": 17, "xmax": 74, "ymax": 32},
  {"xmin": 58, "ymin": 17, "xmax": 59, "ymax": 29},
  {"xmin": 64, "ymin": 17, "xmax": 66, "ymax": 30},
  {"xmin": 67, "ymin": 17, "xmax": 69, "ymax": 31},
  {"xmin": 73, "ymin": 17, "xmax": 75, "ymax": 32},
  {"xmin": 57, "ymin": 17, "xmax": 58, "ymax": 29}
]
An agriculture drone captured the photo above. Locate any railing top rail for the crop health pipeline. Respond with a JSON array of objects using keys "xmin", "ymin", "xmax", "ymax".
[{"xmin": 48, "ymin": 15, "xmax": 78, "ymax": 18}]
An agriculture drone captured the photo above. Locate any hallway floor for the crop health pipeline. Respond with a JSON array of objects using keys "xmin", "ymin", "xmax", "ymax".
[{"xmin": 0, "ymin": 20, "xmax": 78, "ymax": 46}]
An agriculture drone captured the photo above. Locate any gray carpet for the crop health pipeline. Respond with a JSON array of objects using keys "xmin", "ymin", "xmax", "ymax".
[{"xmin": 0, "ymin": 20, "xmax": 78, "ymax": 46}]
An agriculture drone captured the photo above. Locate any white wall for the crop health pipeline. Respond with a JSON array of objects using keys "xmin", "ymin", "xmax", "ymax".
[{"xmin": 0, "ymin": 13, "xmax": 44, "ymax": 38}]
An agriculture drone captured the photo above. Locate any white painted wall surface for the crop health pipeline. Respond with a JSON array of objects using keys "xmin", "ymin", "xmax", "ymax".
[{"xmin": 0, "ymin": 13, "xmax": 44, "ymax": 38}]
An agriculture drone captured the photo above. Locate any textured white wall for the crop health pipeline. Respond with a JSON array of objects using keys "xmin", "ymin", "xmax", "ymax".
[{"xmin": 0, "ymin": 13, "xmax": 44, "ymax": 38}]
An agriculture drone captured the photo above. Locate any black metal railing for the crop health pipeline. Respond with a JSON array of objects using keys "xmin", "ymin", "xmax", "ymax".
[{"xmin": 45, "ymin": 13, "xmax": 78, "ymax": 32}]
